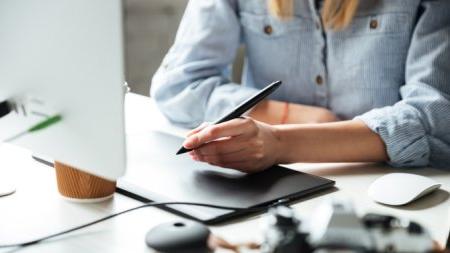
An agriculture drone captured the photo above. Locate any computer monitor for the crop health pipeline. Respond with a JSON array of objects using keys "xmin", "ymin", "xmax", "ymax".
[{"xmin": 0, "ymin": 0, "xmax": 126, "ymax": 180}]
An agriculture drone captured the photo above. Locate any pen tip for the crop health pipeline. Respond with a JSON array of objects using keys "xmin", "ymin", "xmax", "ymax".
[{"xmin": 176, "ymin": 147, "xmax": 187, "ymax": 155}]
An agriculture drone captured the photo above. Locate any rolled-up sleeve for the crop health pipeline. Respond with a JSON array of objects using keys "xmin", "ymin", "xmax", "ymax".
[
  {"xmin": 355, "ymin": 0, "xmax": 450, "ymax": 168},
  {"xmin": 150, "ymin": 0, "xmax": 258, "ymax": 128}
]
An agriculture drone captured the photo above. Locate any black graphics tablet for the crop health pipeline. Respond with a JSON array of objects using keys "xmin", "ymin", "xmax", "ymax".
[{"xmin": 117, "ymin": 131, "xmax": 335, "ymax": 224}]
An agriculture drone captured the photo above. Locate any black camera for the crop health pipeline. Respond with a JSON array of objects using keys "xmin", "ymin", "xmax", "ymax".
[{"xmin": 261, "ymin": 199, "xmax": 435, "ymax": 253}]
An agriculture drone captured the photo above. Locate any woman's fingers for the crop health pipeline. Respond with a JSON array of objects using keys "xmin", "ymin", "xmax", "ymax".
[
  {"xmin": 186, "ymin": 118, "xmax": 279, "ymax": 174},
  {"xmin": 193, "ymin": 148, "xmax": 253, "ymax": 164},
  {"xmin": 186, "ymin": 122, "xmax": 210, "ymax": 137},
  {"xmin": 194, "ymin": 135, "xmax": 249, "ymax": 156},
  {"xmin": 208, "ymin": 160, "xmax": 262, "ymax": 173},
  {"xmin": 191, "ymin": 144, "xmax": 265, "ymax": 170},
  {"xmin": 183, "ymin": 118, "xmax": 256, "ymax": 149}
]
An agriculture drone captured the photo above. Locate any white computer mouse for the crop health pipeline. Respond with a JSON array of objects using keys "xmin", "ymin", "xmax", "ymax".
[{"xmin": 368, "ymin": 173, "xmax": 441, "ymax": 206}]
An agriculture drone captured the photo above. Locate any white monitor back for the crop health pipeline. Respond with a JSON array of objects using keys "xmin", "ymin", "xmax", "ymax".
[{"xmin": 0, "ymin": 0, "xmax": 126, "ymax": 180}]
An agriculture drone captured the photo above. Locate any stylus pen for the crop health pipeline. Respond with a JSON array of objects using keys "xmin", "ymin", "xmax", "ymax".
[{"xmin": 176, "ymin": 80, "xmax": 282, "ymax": 155}]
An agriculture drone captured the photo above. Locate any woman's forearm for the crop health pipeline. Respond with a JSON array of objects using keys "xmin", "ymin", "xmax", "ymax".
[
  {"xmin": 249, "ymin": 100, "xmax": 339, "ymax": 124},
  {"xmin": 274, "ymin": 120, "xmax": 388, "ymax": 164}
]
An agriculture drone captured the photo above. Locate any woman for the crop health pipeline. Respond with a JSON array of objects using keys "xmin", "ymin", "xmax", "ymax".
[{"xmin": 151, "ymin": 0, "xmax": 450, "ymax": 172}]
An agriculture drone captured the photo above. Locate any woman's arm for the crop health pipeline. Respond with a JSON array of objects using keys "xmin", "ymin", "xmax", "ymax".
[
  {"xmin": 151, "ymin": 0, "xmax": 259, "ymax": 128},
  {"xmin": 275, "ymin": 120, "xmax": 388, "ymax": 164},
  {"xmin": 245, "ymin": 0, "xmax": 450, "ymax": 168},
  {"xmin": 184, "ymin": 118, "xmax": 387, "ymax": 173},
  {"xmin": 354, "ymin": 0, "xmax": 450, "ymax": 168},
  {"xmin": 152, "ymin": 1, "xmax": 339, "ymax": 128},
  {"xmin": 248, "ymin": 100, "xmax": 339, "ymax": 124}
]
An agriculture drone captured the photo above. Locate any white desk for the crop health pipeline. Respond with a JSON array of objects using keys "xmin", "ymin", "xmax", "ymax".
[{"xmin": 0, "ymin": 93, "xmax": 449, "ymax": 252}]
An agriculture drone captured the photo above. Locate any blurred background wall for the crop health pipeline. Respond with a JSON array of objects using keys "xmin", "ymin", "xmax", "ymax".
[
  {"xmin": 124, "ymin": 0, "xmax": 187, "ymax": 95},
  {"xmin": 123, "ymin": 0, "xmax": 244, "ymax": 96}
]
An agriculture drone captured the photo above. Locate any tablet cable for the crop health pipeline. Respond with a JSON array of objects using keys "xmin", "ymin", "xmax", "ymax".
[{"xmin": 0, "ymin": 201, "xmax": 267, "ymax": 248}]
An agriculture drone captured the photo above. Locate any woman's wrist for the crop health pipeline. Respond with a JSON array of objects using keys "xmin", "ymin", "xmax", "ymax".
[
  {"xmin": 272, "ymin": 120, "xmax": 388, "ymax": 164},
  {"xmin": 271, "ymin": 124, "xmax": 293, "ymax": 164},
  {"xmin": 272, "ymin": 124, "xmax": 300, "ymax": 164},
  {"xmin": 280, "ymin": 102, "xmax": 290, "ymax": 124}
]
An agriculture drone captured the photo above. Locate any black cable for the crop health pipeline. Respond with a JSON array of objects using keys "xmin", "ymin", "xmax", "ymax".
[
  {"xmin": 0, "ymin": 201, "xmax": 266, "ymax": 249},
  {"xmin": 0, "ymin": 100, "xmax": 12, "ymax": 118},
  {"xmin": 315, "ymin": 243, "xmax": 371, "ymax": 253}
]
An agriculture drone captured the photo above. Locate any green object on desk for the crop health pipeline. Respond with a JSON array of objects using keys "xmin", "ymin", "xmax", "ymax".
[
  {"xmin": 28, "ymin": 115, "xmax": 62, "ymax": 132},
  {"xmin": 2, "ymin": 114, "xmax": 62, "ymax": 142}
]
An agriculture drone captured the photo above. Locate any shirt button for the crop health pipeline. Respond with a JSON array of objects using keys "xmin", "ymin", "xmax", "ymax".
[
  {"xmin": 315, "ymin": 75, "xmax": 324, "ymax": 85},
  {"xmin": 369, "ymin": 19, "xmax": 378, "ymax": 29},
  {"xmin": 264, "ymin": 25, "xmax": 273, "ymax": 35}
]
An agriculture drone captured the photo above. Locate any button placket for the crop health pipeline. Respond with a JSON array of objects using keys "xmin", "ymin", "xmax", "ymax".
[
  {"xmin": 312, "ymin": 16, "xmax": 328, "ymax": 106},
  {"xmin": 264, "ymin": 25, "xmax": 273, "ymax": 35},
  {"xmin": 315, "ymin": 75, "xmax": 323, "ymax": 85},
  {"xmin": 370, "ymin": 19, "xmax": 378, "ymax": 29},
  {"xmin": 305, "ymin": 0, "xmax": 328, "ymax": 107}
]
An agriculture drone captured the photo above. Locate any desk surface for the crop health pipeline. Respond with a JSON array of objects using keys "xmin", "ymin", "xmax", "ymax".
[{"xmin": 0, "ymin": 93, "xmax": 449, "ymax": 252}]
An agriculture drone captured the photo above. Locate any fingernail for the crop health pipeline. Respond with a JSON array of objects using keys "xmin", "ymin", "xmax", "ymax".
[
  {"xmin": 184, "ymin": 136, "xmax": 199, "ymax": 149},
  {"xmin": 183, "ymin": 139, "xmax": 192, "ymax": 148}
]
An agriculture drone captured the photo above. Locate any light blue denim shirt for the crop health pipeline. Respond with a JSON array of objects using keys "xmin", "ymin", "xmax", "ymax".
[{"xmin": 151, "ymin": 0, "xmax": 450, "ymax": 168}]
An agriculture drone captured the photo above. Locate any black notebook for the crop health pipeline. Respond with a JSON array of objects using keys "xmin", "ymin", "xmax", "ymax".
[{"xmin": 117, "ymin": 131, "xmax": 335, "ymax": 224}]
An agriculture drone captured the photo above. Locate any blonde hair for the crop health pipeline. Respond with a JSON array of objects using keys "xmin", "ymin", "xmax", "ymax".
[{"xmin": 268, "ymin": 0, "xmax": 359, "ymax": 30}]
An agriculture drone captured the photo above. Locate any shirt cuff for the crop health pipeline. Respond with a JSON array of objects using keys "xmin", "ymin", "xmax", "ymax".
[{"xmin": 354, "ymin": 106, "xmax": 430, "ymax": 167}]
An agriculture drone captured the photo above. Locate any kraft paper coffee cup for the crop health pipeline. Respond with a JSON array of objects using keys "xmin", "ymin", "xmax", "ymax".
[{"xmin": 54, "ymin": 161, "xmax": 116, "ymax": 202}]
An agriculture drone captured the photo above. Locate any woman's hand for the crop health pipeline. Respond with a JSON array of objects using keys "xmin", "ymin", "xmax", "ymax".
[{"xmin": 183, "ymin": 118, "xmax": 281, "ymax": 173}]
